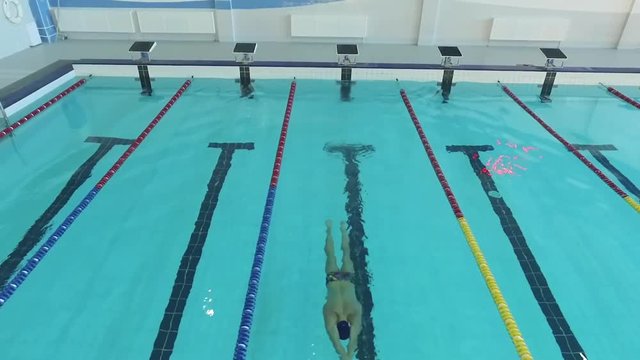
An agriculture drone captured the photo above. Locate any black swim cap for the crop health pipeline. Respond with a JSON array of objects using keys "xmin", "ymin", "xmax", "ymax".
[{"xmin": 337, "ymin": 320, "xmax": 350, "ymax": 340}]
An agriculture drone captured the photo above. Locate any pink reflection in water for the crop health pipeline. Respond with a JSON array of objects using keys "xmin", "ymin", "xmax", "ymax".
[{"xmin": 482, "ymin": 139, "xmax": 541, "ymax": 176}]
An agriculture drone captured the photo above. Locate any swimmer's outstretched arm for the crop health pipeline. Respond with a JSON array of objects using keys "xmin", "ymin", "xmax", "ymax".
[{"xmin": 346, "ymin": 315, "xmax": 362, "ymax": 358}]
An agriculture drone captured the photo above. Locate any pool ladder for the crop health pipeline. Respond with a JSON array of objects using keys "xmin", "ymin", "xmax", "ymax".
[{"xmin": 0, "ymin": 101, "xmax": 11, "ymax": 137}]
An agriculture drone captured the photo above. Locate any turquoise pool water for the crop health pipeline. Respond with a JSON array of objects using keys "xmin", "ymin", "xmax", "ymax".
[{"xmin": 0, "ymin": 76, "xmax": 638, "ymax": 360}]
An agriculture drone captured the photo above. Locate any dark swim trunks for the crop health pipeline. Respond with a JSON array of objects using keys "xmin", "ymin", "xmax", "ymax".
[{"xmin": 326, "ymin": 271, "xmax": 354, "ymax": 285}]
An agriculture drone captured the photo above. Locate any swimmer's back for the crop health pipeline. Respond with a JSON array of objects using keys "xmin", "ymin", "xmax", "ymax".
[{"xmin": 326, "ymin": 281, "xmax": 360, "ymax": 314}]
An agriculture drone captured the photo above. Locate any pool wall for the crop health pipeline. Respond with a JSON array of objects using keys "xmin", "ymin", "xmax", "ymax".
[{"xmin": 4, "ymin": 58, "xmax": 640, "ymax": 128}]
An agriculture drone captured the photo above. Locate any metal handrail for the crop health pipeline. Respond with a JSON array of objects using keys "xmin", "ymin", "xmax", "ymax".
[{"xmin": 0, "ymin": 102, "xmax": 11, "ymax": 137}]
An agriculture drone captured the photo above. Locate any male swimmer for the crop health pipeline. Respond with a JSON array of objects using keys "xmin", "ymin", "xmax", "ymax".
[{"xmin": 323, "ymin": 220, "xmax": 362, "ymax": 360}]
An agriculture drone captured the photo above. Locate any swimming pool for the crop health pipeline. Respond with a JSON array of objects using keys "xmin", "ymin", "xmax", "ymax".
[{"xmin": 0, "ymin": 74, "xmax": 638, "ymax": 360}]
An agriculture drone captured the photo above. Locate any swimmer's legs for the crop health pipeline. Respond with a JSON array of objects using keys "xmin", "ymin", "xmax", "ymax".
[
  {"xmin": 340, "ymin": 221, "xmax": 354, "ymax": 273},
  {"xmin": 325, "ymin": 220, "xmax": 339, "ymax": 274}
]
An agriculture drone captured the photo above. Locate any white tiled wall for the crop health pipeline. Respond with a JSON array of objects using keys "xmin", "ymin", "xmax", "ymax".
[
  {"xmin": 0, "ymin": 0, "xmax": 37, "ymax": 59},
  {"xmin": 53, "ymin": 0, "xmax": 640, "ymax": 48},
  {"xmin": 290, "ymin": 15, "xmax": 367, "ymax": 38},
  {"xmin": 72, "ymin": 64, "xmax": 640, "ymax": 86},
  {"xmin": 490, "ymin": 17, "xmax": 570, "ymax": 42},
  {"xmin": 56, "ymin": 9, "xmax": 136, "ymax": 33},
  {"xmin": 137, "ymin": 10, "xmax": 216, "ymax": 34}
]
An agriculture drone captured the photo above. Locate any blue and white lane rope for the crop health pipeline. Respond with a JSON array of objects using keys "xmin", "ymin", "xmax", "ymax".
[
  {"xmin": 233, "ymin": 81, "xmax": 297, "ymax": 359},
  {"xmin": 0, "ymin": 80, "xmax": 192, "ymax": 307}
]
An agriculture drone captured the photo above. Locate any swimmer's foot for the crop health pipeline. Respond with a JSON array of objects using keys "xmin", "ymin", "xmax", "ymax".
[
  {"xmin": 340, "ymin": 221, "xmax": 347, "ymax": 231},
  {"xmin": 326, "ymin": 219, "xmax": 333, "ymax": 231}
]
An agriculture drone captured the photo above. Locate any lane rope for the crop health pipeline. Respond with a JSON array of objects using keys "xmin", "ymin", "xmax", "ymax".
[
  {"xmin": 500, "ymin": 82, "xmax": 640, "ymax": 214},
  {"xmin": 0, "ymin": 78, "xmax": 88, "ymax": 140},
  {"xmin": 400, "ymin": 89, "xmax": 534, "ymax": 360},
  {"xmin": 600, "ymin": 83, "xmax": 640, "ymax": 109},
  {"xmin": 0, "ymin": 80, "xmax": 192, "ymax": 307},
  {"xmin": 233, "ymin": 81, "xmax": 297, "ymax": 360}
]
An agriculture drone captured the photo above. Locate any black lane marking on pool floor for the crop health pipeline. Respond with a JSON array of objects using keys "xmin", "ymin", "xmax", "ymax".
[
  {"xmin": 150, "ymin": 142, "xmax": 254, "ymax": 360},
  {"xmin": 447, "ymin": 145, "xmax": 586, "ymax": 360},
  {"xmin": 324, "ymin": 143, "xmax": 377, "ymax": 360},
  {"xmin": 0, "ymin": 136, "xmax": 133, "ymax": 288},
  {"xmin": 572, "ymin": 144, "xmax": 640, "ymax": 200}
]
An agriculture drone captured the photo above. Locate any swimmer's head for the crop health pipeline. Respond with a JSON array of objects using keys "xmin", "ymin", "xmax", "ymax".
[{"xmin": 337, "ymin": 320, "xmax": 350, "ymax": 340}]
